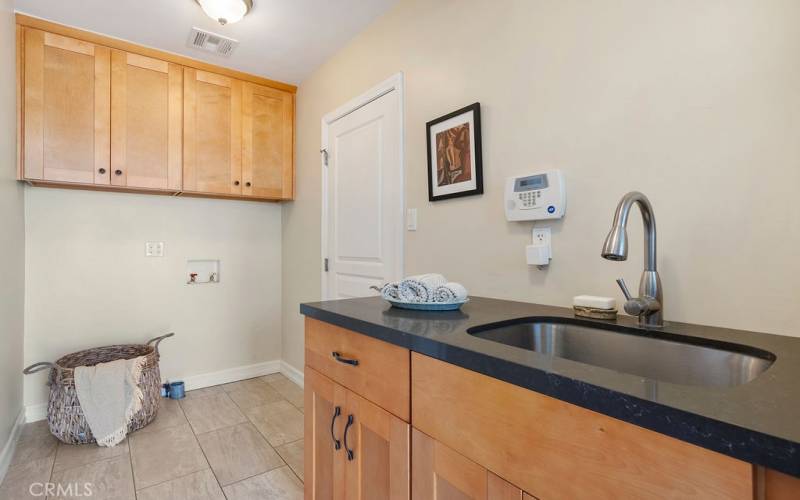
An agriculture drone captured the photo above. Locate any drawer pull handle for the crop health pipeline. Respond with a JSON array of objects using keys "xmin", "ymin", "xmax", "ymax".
[
  {"xmin": 331, "ymin": 352, "xmax": 359, "ymax": 366},
  {"xmin": 343, "ymin": 414, "xmax": 355, "ymax": 461},
  {"xmin": 330, "ymin": 406, "xmax": 342, "ymax": 450}
]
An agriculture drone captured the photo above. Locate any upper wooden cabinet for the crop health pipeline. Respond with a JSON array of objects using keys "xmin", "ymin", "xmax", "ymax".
[
  {"xmin": 242, "ymin": 82, "xmax": 294, "ymax": 199},
  {"xmin": 183, "ymin": 68, "xmax": 242, "ymax": 196},
  {"xmin": 17, "ymin": 16, "xmax": 296, "ymax": 201},
  {"xmin": 22, "ymin": 29, "xmax": 110, "ymax": 184},
  {"xmin": 111, "ymin": 50, "xmax": 182, "ymax": 190}
]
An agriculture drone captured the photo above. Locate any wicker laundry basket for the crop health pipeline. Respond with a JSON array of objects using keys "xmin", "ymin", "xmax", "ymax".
[{"xmin": 22, "ymin": 333, "xmax": 174, "ymax": 444}]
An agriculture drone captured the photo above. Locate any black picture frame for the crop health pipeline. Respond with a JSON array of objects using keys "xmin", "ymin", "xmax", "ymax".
[{"xmin": 426, "ymin": 102, "xmax": 483, "ymax": 202}]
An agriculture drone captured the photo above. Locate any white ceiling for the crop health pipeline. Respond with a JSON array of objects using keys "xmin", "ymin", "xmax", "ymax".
[{"xmin": 14, "ymin": 0, "xmax": 398, "ymax": 84}]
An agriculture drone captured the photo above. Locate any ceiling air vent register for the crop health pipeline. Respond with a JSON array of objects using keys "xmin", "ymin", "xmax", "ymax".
[{"xmin": 187, "ymin": 27, "xmax": 239, "ymax": 57}]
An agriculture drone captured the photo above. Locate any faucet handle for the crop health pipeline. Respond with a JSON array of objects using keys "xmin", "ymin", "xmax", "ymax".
[{"xmin": 615, "ymin": 278, "xmax": 634, "ymax": 301}]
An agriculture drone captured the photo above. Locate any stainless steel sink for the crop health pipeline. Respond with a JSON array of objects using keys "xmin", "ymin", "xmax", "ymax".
[{"xmin": 468, "ymin": 318, "xmax": 774, "ymax": 387}]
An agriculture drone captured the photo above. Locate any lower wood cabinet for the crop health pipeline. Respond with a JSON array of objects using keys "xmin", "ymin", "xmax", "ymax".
[
  {"xmin": 305, "ymin": 367, "xmax": 409, "ymax": 500},
  {"xmin": 303, "ymin": 319, "xmax": 800, "ymax": 500},
  {"xmin": 412, "ymin": 429, "xmax": 534, "ymax": 500},
  {"xmin": 412, "ymin": 352, "xmax": 754, "ymax": 500}
]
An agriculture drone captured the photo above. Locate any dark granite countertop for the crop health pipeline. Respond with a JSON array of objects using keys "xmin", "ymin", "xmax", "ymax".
[{"xmin": 300, "ymin": 296, "xmax": 800, "ymax": 477}]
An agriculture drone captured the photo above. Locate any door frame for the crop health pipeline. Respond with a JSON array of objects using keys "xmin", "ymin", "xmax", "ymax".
[{"xmin": 320, "ymin": 72, "xmax": 405, "ymax": 300}]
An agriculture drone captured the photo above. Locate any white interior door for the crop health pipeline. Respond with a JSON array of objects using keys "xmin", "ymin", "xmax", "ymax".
[{"xmin": 323, "ymin": 83, "xmax": 403, "ymax": 299}]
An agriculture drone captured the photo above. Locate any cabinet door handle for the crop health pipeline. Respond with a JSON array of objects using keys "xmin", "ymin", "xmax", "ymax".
[
  {"xmin": 330, "ymin": 406, "xmax": 342, "ymax": 450},
  {"xmin": 343, "ymin": 414, "xmax": 354, "ymax": 461},
  {"xmin": 234, "ymin": 180, "xmax": 240, "ymax": 186},
  {"xmin": 245, "ymin": 182, "xmax": 251, "ymax": 187},
  {"xmin": 331, "ymin": 352, "xmax": 359, "ymax": 366},
  {"xmin": 98, "ymin": 168, "xmax": 106, "ymax": 174},
  {"xmin": 114, "ymin": 169, "xmax": 123, "ymax": 176}
]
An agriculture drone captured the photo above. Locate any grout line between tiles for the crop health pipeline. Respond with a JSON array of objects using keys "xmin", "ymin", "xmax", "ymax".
[
  {"xmin": 216, "ymin": 458, "xmax": 287, "ymax": 491},
  {"xmin": 128, "ymin": 437, "xmax": 138, "ymax": 500},
  {"xmin": 47, "ymin": 443, "xmax": 56, "ymax": 485},
  {"xmin": 192, "ymin": 423, "xmax": 227, "ymax": 498},
  {"xmin": 134, "ymin": 466, "xmax": 212, "ymax": 493},
  {"xmin": 219, "ymin": 460, "xmax": 289, "ymax": 492},
  {"xmin": 50, "ymin": 444, "xmax": 130, "ymax": 475}
]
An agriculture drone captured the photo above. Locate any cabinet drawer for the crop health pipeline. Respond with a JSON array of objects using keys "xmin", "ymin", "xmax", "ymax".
[
  {"xmin": 305, "ymin": 318, "xmax": 410, "ymax": 421},
  {"xmin": 412, "ymin": 353, "xmax": 753, "ymax": 500}
]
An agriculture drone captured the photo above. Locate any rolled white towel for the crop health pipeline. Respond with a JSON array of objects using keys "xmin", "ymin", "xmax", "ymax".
[
  {"xmin": 398, "ymin": 274, "xmax": 447, "ymax": 302},
  {"xmin": 380, "ymin": 282, "xmax": 401, "ymax": 301},
  {"xmin": 433, "ymin": 282, "xmax": 468, "ymax": 303}
]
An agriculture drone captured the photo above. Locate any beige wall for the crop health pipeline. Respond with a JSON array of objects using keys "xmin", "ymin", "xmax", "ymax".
[
  {"xmin": 0, "ymin": 0, "xmax": 25, "ymax": 470},
  {"xmin": 24, "ymin": 189, "xmax": 282, "ymax": 406},
  {"xmin": 283, "ymin": 0, "xmax": 800, "ymax": 369}
]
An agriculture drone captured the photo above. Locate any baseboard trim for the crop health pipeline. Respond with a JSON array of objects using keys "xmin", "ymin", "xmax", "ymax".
[
  {"xmin": 181, "ymin": 359, "xmax": 282, "ymax": 391},
  {"xmin": 0, "ymin": 408, "xmax": 26, "ymax": 484},
  {"xmin": 280, "ymin": 361, "xmax": 304, "ymax": 388},
  {"xmin": 25, "ymin": 403, "xmax": 47, "ymax": 423},
  {"xmin": 24, "ymin": 359, "xmax": 284, "ymax": 423}
]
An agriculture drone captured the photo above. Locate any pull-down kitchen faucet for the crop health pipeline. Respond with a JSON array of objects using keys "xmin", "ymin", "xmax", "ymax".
[{"xmin": 601, "ymin": 191, "xmax": 663, "ymax": 327}]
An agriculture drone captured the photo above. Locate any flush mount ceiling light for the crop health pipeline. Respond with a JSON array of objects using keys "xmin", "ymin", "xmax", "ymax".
[{"xmin": 195, "ymin": 0, "xmax": 253, "ymax": 26}]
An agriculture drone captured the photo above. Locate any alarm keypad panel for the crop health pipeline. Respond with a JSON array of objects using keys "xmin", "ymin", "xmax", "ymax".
[{"xmin": 505, "ymin": 170, "xmax": 565, "ymax": 221}]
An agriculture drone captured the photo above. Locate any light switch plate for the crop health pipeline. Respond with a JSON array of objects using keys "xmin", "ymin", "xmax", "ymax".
[
  {"xmin": 407, "ymin": 208, "xmax": 417, "ymax": 231},
  {"xmin": 145, "ymin": 241, "xmax": 164, "ymax": 257}
]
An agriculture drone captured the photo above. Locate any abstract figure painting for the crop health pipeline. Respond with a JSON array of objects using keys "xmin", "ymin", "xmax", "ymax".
[{"xmin": 426, "ymin": 103, "xmax": 483, "ymax": 201}]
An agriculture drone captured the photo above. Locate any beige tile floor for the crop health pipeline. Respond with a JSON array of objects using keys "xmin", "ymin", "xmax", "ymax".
[{"xmin": 0, "ymin": 374, "xmax": 304, "ymax": 500}]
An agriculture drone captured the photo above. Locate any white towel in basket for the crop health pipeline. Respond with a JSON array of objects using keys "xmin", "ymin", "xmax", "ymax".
[{"xmin": 74, "ymin": 356, "xmax": 146, "ymax": 447}]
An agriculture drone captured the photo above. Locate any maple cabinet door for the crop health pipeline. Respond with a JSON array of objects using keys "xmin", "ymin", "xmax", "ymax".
[
  {"xmin": 23, "ymin": 28, "xmax": 110, "ymax": 184},
  {"xmin": 343, "ymin": 389, "xmax": 409, "ymax": 500},
  {"xmin": 411, "ymin": 429, "xmax": 526, "ymax": 500},
  {"xmin": 242, "ymin": 82, "xmax": 294, "ymax": 199},
  {"xmin": 110, "ymin": 50, "xmax": 181, "ymax": 190},
  {"xmin": 305, "ymin": 367, "xmax": 347, "ymax": 500},
  {"xmin": 183, "ymin": 67, "xmax": 242, "ymax": 195}
]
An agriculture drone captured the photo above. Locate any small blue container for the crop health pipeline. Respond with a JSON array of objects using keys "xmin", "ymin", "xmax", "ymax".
[{"xmin": 169, "ymin": 381, "xmax": 185, "ymax": 400}]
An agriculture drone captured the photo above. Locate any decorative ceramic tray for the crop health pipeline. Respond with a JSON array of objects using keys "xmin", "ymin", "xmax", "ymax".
[{"xmin": 385, "ymin": 298, "xmax": 469, "ymax": 311}]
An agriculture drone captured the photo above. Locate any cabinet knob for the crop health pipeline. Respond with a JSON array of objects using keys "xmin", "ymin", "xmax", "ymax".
[
  {"xmin": 114, "ymin": 169, "xmax": 123, "ymax": 176},
  {"xmin": 245, "ymin": 182, "xmax": 251, "ymax": 187},
  {"xmin": 234, "ymin": 180, "xmax": 240, "ymax": 186},
  {"xmin": 98, "ymin": 168, "xmax": 106, "ymax": 174}
]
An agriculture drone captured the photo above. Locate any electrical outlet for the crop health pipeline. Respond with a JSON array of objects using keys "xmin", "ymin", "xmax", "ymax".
[
  {"xmin": 145, "ymin": 241, "xmax": 164, "ymax": 257},
  {"xmin": 532, "ymin": 227, "xmax": 551, "ymax": 247}
]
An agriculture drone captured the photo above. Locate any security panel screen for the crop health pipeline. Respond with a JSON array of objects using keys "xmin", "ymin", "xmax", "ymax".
[{"xmin": 514, "ymin": 174, "xmax": 548, "ymax": 191}]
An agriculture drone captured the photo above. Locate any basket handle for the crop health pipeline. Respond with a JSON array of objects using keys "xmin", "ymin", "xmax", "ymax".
[
  {"xmin": 146, "ymin": 332, "xmax": 175, "ymax": 354},
  {"xmin": 23, "ymin": 362, "xmax": 58, "ymax": 375}
]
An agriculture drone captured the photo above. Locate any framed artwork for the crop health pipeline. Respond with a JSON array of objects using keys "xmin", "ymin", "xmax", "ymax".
[{"xmin": 426, "ymin": 102, "xmax": 483, "ymax": 201}]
